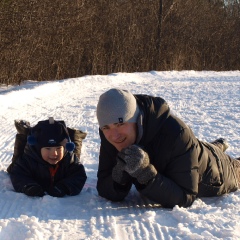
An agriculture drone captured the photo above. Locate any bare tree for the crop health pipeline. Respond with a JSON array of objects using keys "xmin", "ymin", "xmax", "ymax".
[{"xmin": 0, "ymin": 0, "xmax": 239, "ymax": 85}]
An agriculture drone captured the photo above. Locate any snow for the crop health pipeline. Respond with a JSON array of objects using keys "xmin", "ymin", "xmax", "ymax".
[{"xmin": 0, "ymin": 70, "xmax": 240, "ymax": 240}]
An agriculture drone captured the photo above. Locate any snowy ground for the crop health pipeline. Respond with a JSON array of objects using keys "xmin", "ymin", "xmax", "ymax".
[{"xmin": 0, "ymin": 71, "xmax": 239, "ymax": 240}]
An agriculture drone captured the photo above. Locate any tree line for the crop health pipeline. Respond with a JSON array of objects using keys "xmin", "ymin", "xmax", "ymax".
[{"xmin": 0, "ymin": 0, "xmax": 239, "ymax": 85}]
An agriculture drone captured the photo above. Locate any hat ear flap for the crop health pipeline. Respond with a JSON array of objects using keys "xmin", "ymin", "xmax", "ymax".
[
  {"xmin": 27, "ymin": 127, "xmax": 38, "ymax": 146},
  {"xmin": 66, "ymin": 141, "xmax": 75, "ymax": 152},
  {"xmin": 27, "ymin": 134, "xmax": 37, "ymax": 146}
]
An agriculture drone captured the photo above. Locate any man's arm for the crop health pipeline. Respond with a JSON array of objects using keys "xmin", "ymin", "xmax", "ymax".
[
  {"xmin": 97, "ymin": 130, "xmax": 132, "ymax": 201},
  {"xmin": 138, "ymin": 127, "xmax": 199, "ymax": 208}
]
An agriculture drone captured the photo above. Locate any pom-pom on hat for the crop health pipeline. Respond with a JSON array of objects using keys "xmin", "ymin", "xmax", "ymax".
[
  {"xmin": 27, "ymin": 117, "xmax": 75, "ymax": 153},
  {"xmin": 97, "ymin": 88, "xmax": 140, "ymax": 128}
]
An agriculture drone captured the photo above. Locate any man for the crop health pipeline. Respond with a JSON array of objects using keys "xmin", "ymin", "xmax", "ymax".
[{"xmin": 96, "ymin": 88, "xmax": 239, "ymax": 208}]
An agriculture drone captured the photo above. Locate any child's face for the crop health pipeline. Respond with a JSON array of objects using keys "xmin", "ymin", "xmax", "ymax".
[{"xmin": 41, "ymin": 146, "xmax": 65, "ymax": 165}]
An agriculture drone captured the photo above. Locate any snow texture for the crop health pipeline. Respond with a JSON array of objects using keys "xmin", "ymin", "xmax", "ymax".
[{"xmin": 0, "ymin": 71, "xmax": 240, "ymax": 240}]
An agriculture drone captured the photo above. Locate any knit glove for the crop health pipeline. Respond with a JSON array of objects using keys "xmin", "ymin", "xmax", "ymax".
[
  {"xmin": 117, "ymin": 145, "xmax": 157, "ymax": 185},
  {"xmin": 22, "ymin": 184, "xmax": 45, "ymax": 197},
  {"xmin": 14, "ymin": 120, "xmax": 31, "ymax": 135},
  {"xmin": 47, "ymin": 184, "xmax": 68, "ymax": 198},
  {"xmin": 112, "ymin": 159, "xmax": 131, "ymax": 185}
]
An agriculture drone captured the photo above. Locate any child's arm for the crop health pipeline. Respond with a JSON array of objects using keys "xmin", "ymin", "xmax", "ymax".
[
  {"xmin": 9, "ymin": 157, "xmax": 44, "ymax": 197},
  {"xmin": 52, "ymin": 155, "xmax": 87, "ymax": 196}
]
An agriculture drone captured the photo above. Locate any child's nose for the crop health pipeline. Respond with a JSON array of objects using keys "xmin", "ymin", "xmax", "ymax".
[{"xmin": 50, "ymin": 148, "xmax": 58, "ymax": 155}]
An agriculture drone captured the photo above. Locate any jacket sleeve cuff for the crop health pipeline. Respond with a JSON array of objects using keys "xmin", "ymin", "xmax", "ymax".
[{"xmin": 113, "ymin": 181, "xmax": 132, "ymax": 192}]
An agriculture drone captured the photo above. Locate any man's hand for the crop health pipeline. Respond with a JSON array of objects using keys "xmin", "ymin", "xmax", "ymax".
[
  {"xmin": 112, "ymin": 159, "xmax": 131, "ymax": 185},
  {"xmin": 117, "ymin": 145, "xmax": 157, "ymax": 185}
]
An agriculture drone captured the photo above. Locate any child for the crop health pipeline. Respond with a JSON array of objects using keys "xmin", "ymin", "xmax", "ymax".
[{"xmin": 8, "ymin": 118, "xmax": 87, "ymax": 197}]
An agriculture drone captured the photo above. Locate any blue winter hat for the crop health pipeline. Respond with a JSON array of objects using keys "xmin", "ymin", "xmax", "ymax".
[{"xmin": 28, "ymin": 119, "xmax": 75, "ymax": 152}]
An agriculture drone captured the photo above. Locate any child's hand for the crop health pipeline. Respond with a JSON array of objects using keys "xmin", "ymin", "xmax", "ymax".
[
  {"xmin": 47, "ymin": 184, "xmax": 67, "ymax": 197},
  {"xmin": 23, "ymin": 184, "xmax": 45, "ymax": 197},
  {"xmin": 14, "ymin": 120, "xmax": 31, "ymax": 135}
]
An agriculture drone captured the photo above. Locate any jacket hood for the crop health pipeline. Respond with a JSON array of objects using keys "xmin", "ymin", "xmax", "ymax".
[{"xmin": 135, "ymin": 94, "xmax": 170, "ymax": 145}]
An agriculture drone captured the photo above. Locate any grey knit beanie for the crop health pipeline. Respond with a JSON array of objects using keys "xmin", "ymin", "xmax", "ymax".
[{"xmin": 97, "ymin": 88, "xmax": 140, "ymax": 128}]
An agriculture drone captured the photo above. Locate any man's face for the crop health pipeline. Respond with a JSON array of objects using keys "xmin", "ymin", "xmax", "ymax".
[{"xmin": 101, "ymin": 122, "xmax": 137, "ymax": 151}]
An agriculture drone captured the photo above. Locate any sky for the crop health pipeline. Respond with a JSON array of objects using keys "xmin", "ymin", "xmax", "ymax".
[{"xmin": 0, "ymin": 70, "xmax": 240, "ymax": 240}]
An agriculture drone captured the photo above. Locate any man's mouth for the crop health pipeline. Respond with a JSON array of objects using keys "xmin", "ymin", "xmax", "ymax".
[{"xmin": 114, "ymin": 138, "xmax": 126, "ymax": 144}]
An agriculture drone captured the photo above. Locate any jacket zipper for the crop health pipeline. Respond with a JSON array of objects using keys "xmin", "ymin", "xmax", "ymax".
[{"xmin": 49, "ymin": 164, "xmax": 59, "ymax": 187}]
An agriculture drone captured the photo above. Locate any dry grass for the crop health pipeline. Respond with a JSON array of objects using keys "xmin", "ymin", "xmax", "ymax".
[{"xmin": 0, "ymin": 0, "xmax": 239, "ymax": 85}]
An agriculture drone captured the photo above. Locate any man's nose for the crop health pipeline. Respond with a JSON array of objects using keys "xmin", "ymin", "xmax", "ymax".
[{"xmin": 110, "ymin": 128, "xmax": 120, "ymax": 140}]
